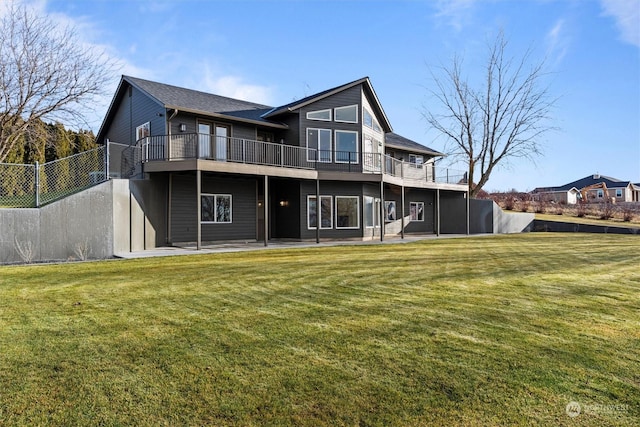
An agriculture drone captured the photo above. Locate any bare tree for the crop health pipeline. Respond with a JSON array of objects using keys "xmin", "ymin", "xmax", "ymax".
[
  {"xmin": 0, "ymin": 1, "xmax": 115, "ymax": 162},
  {"xmin": 424, "ymin": 31, "xmax": 557, "ymax": 197}
]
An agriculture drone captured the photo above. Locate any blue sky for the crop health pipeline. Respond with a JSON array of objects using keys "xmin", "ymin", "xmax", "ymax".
[{"xmin": 13, "ymin": 0, "xmax": 640, "ymax": 191}]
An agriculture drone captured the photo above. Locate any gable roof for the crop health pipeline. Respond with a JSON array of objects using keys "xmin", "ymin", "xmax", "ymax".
[
  {"xmin": 262, "ymin": 77, "xmax": 393, "ymax": 133},
  {"xmin": 384, "ymin": 132, "xmax": 444, "ymax": 157},
  {"xmin": 96, "ymin": 76, "xmax": 287, "ymax": 141}
]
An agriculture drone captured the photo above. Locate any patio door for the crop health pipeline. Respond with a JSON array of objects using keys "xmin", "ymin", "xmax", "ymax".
[
  {"xmin": 198, "ymin": 123, "xmax": 211, "ymax": 158},
  {"xmin": 215, "ymin": 125, "xmax": 229, "ymax": 161}
]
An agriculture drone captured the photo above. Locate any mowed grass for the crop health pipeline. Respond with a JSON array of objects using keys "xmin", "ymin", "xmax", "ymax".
[{"xmin": 0, "ymin": 234, "xmax": 638, "ymax": 426}]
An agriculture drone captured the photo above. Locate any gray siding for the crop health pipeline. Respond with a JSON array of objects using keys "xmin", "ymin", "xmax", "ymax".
[
  {"xmin": 383, "ymin": 186, "xmax": 435, "ymax": 234},
  {"xmin": 440, "ymin": 191, "xmax": 467, "ymax": 234},
  {"xmin": 103, "ymin": 85, "xmax": 166, "ymax": 145},
  {"xmin": 299, "ymin": 181, "xmax": 364, "ymax": 240},
  {"xmin": 298, "ymin": 85, "xmax": 362, "ymax": 161},
  {"xmin": 170, "ymin": 173, "xmax": 258, "ymax": 243}
]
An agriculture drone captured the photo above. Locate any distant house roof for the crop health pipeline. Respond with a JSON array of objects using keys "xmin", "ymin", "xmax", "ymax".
[
  {"xmin": 262, "ymin": 77, "xmax": 393, "ymax": 133},
  {"xmin": 534, "ymin": 174, "xmax": 634, "ymax": 193},
  {"xmin": 384, "ymin": 132, "xmax": 444, "ymax": 157}
]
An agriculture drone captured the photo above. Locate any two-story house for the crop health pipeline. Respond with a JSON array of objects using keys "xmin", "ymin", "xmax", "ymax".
[{"xmin": 97, "ymin": 76, "xmax": 469, "ymax": 249}]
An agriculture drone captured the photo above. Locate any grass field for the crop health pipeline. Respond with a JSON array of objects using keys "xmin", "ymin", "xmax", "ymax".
[
  {"xmin": 0, "ymin": 234, "xmax": 638, "ymax": 426},
  {"xmin": 535, "ymin": 213, "xmax": 640, "ymax": 229}
]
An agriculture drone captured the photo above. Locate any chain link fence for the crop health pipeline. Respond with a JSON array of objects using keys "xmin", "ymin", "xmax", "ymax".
[{"xmin": 0, "ymin": 145, "xmax": 108, "ymax": 208}]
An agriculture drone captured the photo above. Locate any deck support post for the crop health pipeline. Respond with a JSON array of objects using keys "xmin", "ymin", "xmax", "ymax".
[
  {"xmin": 264, "ymin": 175, "xmax": 269, "ymax": 246},
  {"xmin": 196, "ymin": 170, "xmax": 202, "ymax": 250},
  {"xmin": 436, "ymin": 188, "xmax": 441, "ymax": 237},
  {"xmin": 466, "ymin": 191, "xmax": 470, "ymax": 235},
  {"xmin": 316, "ymin": 178, "xmax": 320, "ymax": 244},
  {"xmin": 380, "ymin": 180, "xmax": 384, "ymax": 242},
  {"xmin": 400, "ymin": 184, "xmax": 405, "ymax": 239}
]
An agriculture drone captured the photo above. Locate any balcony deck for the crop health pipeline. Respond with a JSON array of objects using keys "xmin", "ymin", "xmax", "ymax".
[{"xmin": 127, "ymin": 134, "xmax": 468, "ymax": 190}]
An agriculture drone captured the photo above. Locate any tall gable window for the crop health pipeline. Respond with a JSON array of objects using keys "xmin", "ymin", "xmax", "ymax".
[
  {"xmin": 306, "ymin": 109, "xmax": 331, "ymax": 121},
  {"xmin": 307, "ymin": 128, "xmax": 332, "ymax": 162},
  {"xmin": 334, "ymin": 105, "xmax": 358, "ymax": 123},
  {"xmin": 363, "ymin": 108, "xmax": 381, "ymax": 132}
]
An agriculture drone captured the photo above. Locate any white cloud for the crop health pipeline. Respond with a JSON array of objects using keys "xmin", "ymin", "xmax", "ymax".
[
  {"xmin": 200, "ymin": 68, "xmax": 273, "ymax": 105},
  {"xmin": 545, "ymin": 19, "xmax": 569, "ymax": 64},
  {"xmin": 600, "ymin": 0, "xmax": 640, "ymax": 47},
  {"xmin": 434, "ymin": 0, "xmax": 480, "ymax": 31}
]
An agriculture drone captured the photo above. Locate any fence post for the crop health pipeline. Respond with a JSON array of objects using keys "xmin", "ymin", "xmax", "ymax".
[
  {"xmin": 34, "ymin": 161, "xmax": 40, "ymax": 208},
  {"xmin": 105, "ymin": 138, "xmax": 110, "ymax": 180}
]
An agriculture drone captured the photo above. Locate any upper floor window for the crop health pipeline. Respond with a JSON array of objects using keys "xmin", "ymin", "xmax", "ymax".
[
  {"xmin": 616, "ymin": 189, "xmax": 623, "ymax": 198},
  {"xmin": 307, "ymin": 128, "xmax": 332, "ymax": 163},
  {"xmin": 334, "ymin": 105, "xmax": 358, "ymax": 123},
  {"xmin": 335, "ymin": 130, "xmax": 358, "ymax": 164},
  {"xmin": 307, "ymin": 109, "xmax": 331, "ymax": 121},
  {"xmin": 409, "ymin": 154, "xmax": 424, "ymax": 168},
  {"xmin": 363, "ymin": 108, "xmax": 381, "ymax": 132},
  {"xmin": 597, "ymin": 189, "xmax": 604, "ymax": 198}
]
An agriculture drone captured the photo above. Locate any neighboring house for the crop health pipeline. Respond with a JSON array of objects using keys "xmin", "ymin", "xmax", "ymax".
[
  {"xmin": 97, "ymin": 75, "xmax": 469, "ymax": 248},
  {"xmin": 533, "ymin": 174, "xmax": 640, "ymax": 204}
]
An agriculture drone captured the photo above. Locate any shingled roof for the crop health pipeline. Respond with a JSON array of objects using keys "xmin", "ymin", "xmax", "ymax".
[
  {"xmin": 124, "ymin": 76, "xmax": 282, "ymax": 126},
  {"xmin": 553, "ymin": 174, "xmax": 634, "ymax": 191},
  {"xmin": 384, "ymin": 132, "xmax": 444, "ymax": 157}
]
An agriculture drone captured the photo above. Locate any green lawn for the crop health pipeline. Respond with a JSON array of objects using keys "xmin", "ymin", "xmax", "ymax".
[
  {"xmin": 535, "ymin": 213, "xmax": 640, "ymax": 229},
  {"xmin": 0, "ymin": 234, "xmax": 638, "ymax": 426}
]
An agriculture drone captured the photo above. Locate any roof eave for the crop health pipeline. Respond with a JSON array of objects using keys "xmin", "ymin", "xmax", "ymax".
[{"xmin": 167, "ymin": 105, "xmax": 289, "ymax": 129}]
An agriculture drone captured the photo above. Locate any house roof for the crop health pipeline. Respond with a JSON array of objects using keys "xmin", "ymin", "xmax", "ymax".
[
  {"xmin": 384, "ymin": 132, "xmax": 444, "ymax": 157},
  {"xmin": 553, "ymin": 174, "xmax": 634, "ymax": 191},
  {"xmin": 262, "ymin": 77, "xmax": 393, "ymax": 133},
  {"xmin": 96, "ymin": 76, "xmax": 288, "ymax": 141}
]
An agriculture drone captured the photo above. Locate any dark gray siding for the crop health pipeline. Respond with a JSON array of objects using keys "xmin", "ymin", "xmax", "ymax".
[
  {"xmin": 298, "ymin": 85, "xmax": 362, "ymax": 161},
  {"xmin": 440, "ymin": 191, "xmax": 467, "ymax": 234},
  {"xmin": 103, "ymin": 85, "xmax": 166, "ymax": 145},
  {"xmin": 299, "ymin": 181, "xmax": 364, "ymax": 240},
  {"xmin": 167, "ymin": 113, "xmax": 256, "ymax": 139},
  {"xmin": 170, "ymin": 173, "xmax": 258, "ymax": 242},
  {"xmin": 381, "ymin": 185, "xmax": 436, "ymax": 234}
]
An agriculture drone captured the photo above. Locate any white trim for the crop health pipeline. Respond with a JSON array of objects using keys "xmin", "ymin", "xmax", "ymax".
[
  {"xmin": 306, "ymin": 128, "xmax": 332, "ymax": 163},
  {"xmin": 336, "ymin": 196, "xmax": 360, "ymax": 229},
  {"xmin": 334, "ymin": 104, "xmax": 359, "ymax": 123},
  {"xmin": 201, "ymin": 193, "xmax": 232, "ymax": 224},
  {"xmin": 307, "ymin": 195, "xmax": 333, "ymax": 230},
  {"xmin": 410, "ymin": 201, "xmax": 424, "ymax": 222},
  {"xmin": 306, "ymin": 108, "xmax": 332, "ymax": 121},
  {"xmin": 334, "ymin": 130, "xmax": 359, "ymax": 164}
]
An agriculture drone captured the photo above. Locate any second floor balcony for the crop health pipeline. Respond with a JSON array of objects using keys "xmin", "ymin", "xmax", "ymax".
[{"xmin": 133, "ymin": 134, "xmax": 467, "ymax": 186}]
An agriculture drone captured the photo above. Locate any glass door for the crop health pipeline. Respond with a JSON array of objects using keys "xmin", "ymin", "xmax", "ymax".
[
  {"xmin": 215, "ymin": 125, "xmax": 229, "ymax": 161},
  {"xmin": 198, "ymin": 123, "xmax": 211, "ymax": 158}
]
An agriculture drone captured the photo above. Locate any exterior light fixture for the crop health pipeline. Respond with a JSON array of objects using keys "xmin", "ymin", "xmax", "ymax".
[{"xmin": 179, "ymin": 123, "xmax": 187, "ymax": 132}]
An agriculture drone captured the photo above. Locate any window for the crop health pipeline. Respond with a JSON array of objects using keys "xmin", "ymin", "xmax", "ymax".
[
  {"xmin": 363, "ymin": 108, "xmax": 381, "ymax": 132},
  {"xmin": 409, "ymin": 154, "xmax": 424, "ymax": 168},
  {"xmin": 257, "ymin": 130, "xmax": 274, "ymax": 142},
  {"xmin": 306, "ymin": 109, "xmax": 331, "ymax": 121},
  {"xmin": 336, "ymin": 196, "xmax": 359, "ymax": 229},
  {"xmin": 385, "ymin": 201, "xmax": 397, "ymax": 221},
  {"xmin": 616, "ymin": 189, "xmax": 623, "ymax": 198},
  {"xmin": 597, "ymin": 189, "xmax": 604, "ymax": 199},
  {"xmin": 364, "ymin": 196, "xmax": 381, "ymax": 228},
  {"xmin": 136, "ymin": 122, "xmax": 150, "ymax": 141},
  {"xmin": 410, "ymin": 202, "xmax": 424, "ymax": 221},
  {"xmin": 307, "ymin": 128, "xmax": 332, "ymax": 162},
  {"xmin": 308, "ymin": 195, "xmax": 333, "ymax": 229},
  {"xmin": 335, "ymin": 130, "xmax": 358, "ymax": 163},
  {"xmin": 334, "ymin": 105, "xmax": 358, "ymax": 123},
  {"xmin": 201, "ymin": 194, "xmax": 232, "ymax": 223}
]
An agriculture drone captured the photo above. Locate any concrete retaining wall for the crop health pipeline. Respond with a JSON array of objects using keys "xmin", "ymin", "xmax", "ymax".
[{"xmin": 0, "ymin": 179, "xmax": 166, "ymax": 264}]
